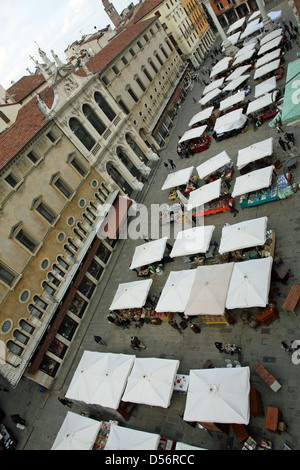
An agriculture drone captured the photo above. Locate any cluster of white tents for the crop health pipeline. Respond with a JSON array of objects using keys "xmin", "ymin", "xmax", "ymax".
[{"xmin": 52, "ymin": 349, "xmax": 251, "ymax": 450}]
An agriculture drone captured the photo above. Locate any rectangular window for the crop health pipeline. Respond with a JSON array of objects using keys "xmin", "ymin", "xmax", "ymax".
[
  {"xmin": 127, "ymin": 87, "xmax": 139, "ymax": 103},
  {"xmin": 137, "ymin": 41, "xmax": 143, "ymax": 49},
  {"xmin": 5, "ymin": 173, "xmax": 19, "ymax": 188},
  {"xmin": 69, "ymin": 156, "xmax": 87, "ymax": 176},
  {"xmin": 46, "ymin": 131, "xmax": 56, "ymax": 143},
  {"xmin": 118, "ymin": 99, "xmax": 130, "ymax": 115},
  {"xmin": 129, "ymin": 48, "xmax": 136, "ymax": 57},
  {"xmin": 112, "ymin": 65, "xmax": 120, "ymax": 75},
  {"xmin": 36, "ymin": 201, "xmax": 57, "ymax": 224},
  {"xmin": 122, "ymin": 56, "xmax": 128, "ymax": 65},
  {"xmin": 143, "ymin": 67, "xmax": 153, "ymax": 82},
  {"xmin": 27, "ymin": 151, "xmax": 39, "ymax": 163},
  {"xmin": 54, "ymin": 177, "xmax": 73, "ymax": 198},
  {"xmin": 136, "ymin": 77, "xmax": 146, "ymax": 92},
  {"xmin": 0, "ymin": 262, "xmax": 17, "ymax": 286},
  {"xmin": 143, "ymin": 34, "xmax": 149, "ymax": 42},
  {"xmin": 155, "ymin": 53, "xmax": 164, "ymax": 66},
  {"xmin": 149, "ymin": 60, "xmax": 158, "ymax": 74},
  {"xmin": 15, "ymin": 228, "xmax": 38, "ymax": 253},
  {"xmin": 102, "ymin": 75, "xmax": 110, "ymax": 85}
]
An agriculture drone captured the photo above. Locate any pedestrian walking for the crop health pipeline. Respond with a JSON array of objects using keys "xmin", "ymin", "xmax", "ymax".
[
  {"xmin": 0, "ymin": 385, "xmax": 9, "ymax": 392},
  {"xmin": 58, "ymin": 397, "xmax": 72, "ymax": 407},
  {"xmin": 215, "ymin": 342, "xmax": 224, "ymax": 353},
  {"xmin": 221, "ymin": 176, "xmax": 231, "ymax": 190},
  {"xmin": 168, "ymin": 159, "xmax": 176, "ymax": 169},
  {"xmin": 281, "ymin": 341, "xmax": 292, "ymax": 354},
  {"xmin": 284, "ymin": 132, "xmax": 295, "ymax": 145},
  {"xmin": 10, "ymin": 414, "xmax": 26, "ymax": 427},
  {"xmin": 130, "ymin": 336, "xmax": 146, "ymax": 350},
  {"xmin": 276, "ymin": 121, "xmax": 283, "ymax": 133},
  {"xmin": 228, "ymin": 197, "xmax": 239, "ymax": 217},
  {"xmin": 94, "ymin": 335, "xmax": 107, "ymax": 346},
  {"xmin": 190, "ymin": 324, "xmax": 201, "ymax": 333},
  {"xmin": 278, "ymin": 137, "xmax": 288, "ymax": 151},
  {"xmin": 168, "ymin": 319, "xmax": 182, "ymax": 333},
  {"xmin": 164, "ymin": 162, "xmax": 171, "ymax": 171}
]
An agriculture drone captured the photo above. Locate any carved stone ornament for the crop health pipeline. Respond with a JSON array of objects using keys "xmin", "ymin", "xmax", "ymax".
[{"xmin": 64, "ymin": 78, "xmax": 79, "ymax": 95}]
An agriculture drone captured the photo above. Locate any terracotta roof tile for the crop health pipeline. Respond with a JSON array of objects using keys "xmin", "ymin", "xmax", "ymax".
[
  {"xmin": 129, "ymin": 0, "xmax": 163, "ymax": 24},
  {"xmin": 0, "ymin": 87, "xmax": 54, "ymax": 170},
  {"xmin": 7, "ymin": 74, "xmax": 45, "ymax": 103}
]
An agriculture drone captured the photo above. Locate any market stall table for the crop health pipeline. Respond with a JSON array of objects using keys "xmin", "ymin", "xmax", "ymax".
[
  {"xmin": 282, "ymin": 284, "xmax": 300, "ymax": 315},
  {"xmin": 178, "ymin": 125, "xmax": 211, "ymax": 154}
]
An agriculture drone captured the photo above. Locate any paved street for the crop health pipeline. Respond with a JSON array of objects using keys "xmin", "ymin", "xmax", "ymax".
[{"xmin": 1, "ymin": 0, "xmax": 299, "ymax": 452}]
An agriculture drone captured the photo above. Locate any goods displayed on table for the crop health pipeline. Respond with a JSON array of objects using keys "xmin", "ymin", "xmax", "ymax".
[
  {"xmin": 93, "ymin": 421, "xmax": 118, "ymax": 450},
  {"xmin": 193, "ymin": 194, "xmax": 231, "ymax": 217},
  {"xmin": 160, "ymin": 203, "xmax": 184, "ymax": 224}
]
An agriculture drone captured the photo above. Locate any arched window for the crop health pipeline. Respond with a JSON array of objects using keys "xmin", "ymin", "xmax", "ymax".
[
  {"xmin": 82, "ymin": 104, "xmax": 107, "ymax": 136},
  {"xmin": 94, "ymin": 92, "xmax": 116, "ymax": 121},
  {"xmin": 69, "ymin": 117, "xmax": 96, "ymax": 151}
]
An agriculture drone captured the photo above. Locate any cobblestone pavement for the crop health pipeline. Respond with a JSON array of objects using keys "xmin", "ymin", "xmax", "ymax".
[{"xmin": 1, "ymin": 0, "xmax": 299, "ymax": 452}]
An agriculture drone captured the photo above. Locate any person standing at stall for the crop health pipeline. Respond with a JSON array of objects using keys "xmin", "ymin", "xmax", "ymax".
[{"xmin": 228, "ymin": 197, "xmax": 239, "ymax": 217}]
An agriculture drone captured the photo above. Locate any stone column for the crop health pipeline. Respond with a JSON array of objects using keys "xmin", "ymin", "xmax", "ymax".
[
  {"xmin": 255, "ymin": 0, "xmax": 276, "ymax": 32},
  {"xmin": 202, "ymin": 0, "xmax": 239, "ymax": 56}
]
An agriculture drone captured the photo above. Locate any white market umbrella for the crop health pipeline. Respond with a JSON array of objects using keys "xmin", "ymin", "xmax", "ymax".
[
  {"xmin": 236, "ymin": 138, "xmax": 273, "ymax": 170},
  {"xmin": 260, "ymin": 28, "xmax": 282, "ymax": 46},
  {"xmin": 176, "ymin": 442, "xmax": 207, "ymax": 450},
  {"xmin": 240, "ymin": 20, "xmax": 263, "ymax": 40},
  {"xmin": 179, "ymin": 125, "xmax": 207, "ymax": 143},
  {"xmin": 232, "ymin": 48, "xmax": 256, "ymax": 67},
  {"xmin": 246, "ymin": 93, "xmax": 274, "ymax": 115},
  {"xmin": 130, "ymin": 237, "xmax": 168, "ymax": 269},
  {"xmin": 122, "ymin": 357, "xmax": 180, "ymax": 408},
  {"xmin": 219, "ymin": 90, "xmax": 246, "ymax": 112},
  {"xmin": 65, "ymin": 351, "xmax": 135, "ymax": 409},
  {"xmin": 225, "ymin": 65, "xmax": 251, "ymax": 82},
  {"xmin": 254, "ymin": 76, "xmax": 277, "ymax": 99},
  {"xmin": 170, "ymin": 225, "xmax": 215, "ymax": 258},
  {"xmin": 227, "ymin": 31, "xmax": 241, "ymax": 46},
  {"xmin": 226, "ymin": 257, "xmax": 273, "ymax": 309},
  {"xmin": 109, "ymin": 279, "xmax": 153, "ymax": 310},
  {"xmin": 258, "ymin": 36, "xmax": 282, "ymax": 55},
  {"xmin": 255, "ymin": 48, "xmax": 281, "ymax": 69},
  {"xmin": 210, "ymin": 57, "xmax": 232, "ymax": 78},
  {"xmin": 231, "ymin": 165, "xmax": 274, "ymax": 197},
  {"xmin": 223, "ymin": 75, "xmax": 250, "ymax": 92},
  {"xmin": 105, "ymin": 423, "xmax": 160, "ymax": 450},
  {"xmin": 184, "ymin": 263, "xmax": 234, "ymax": 316},
  {"xmin": 187, "ymin": 178, "xmax": 221, "ymax": 211},
  {"xmin": 219, "ymin": 216, "xmax": 268, "ymax": 254},
  {"xmin": 254, "ymin": 59, "xmax": 281, "ymax": 80},
  {"xmin": 227, "ymin": 17, "xmax": 246, "ymax": 34},
  {"xmin": 214, "ymin": 108, "xmax": 248, "ymax": 136},
  {"xmin": 189, "ymin": 106, "xmax": 214, "ymax": 127},
  {"xmin": 51, "ymin": 412, "xmax": 101, "ymax": 450},
  {"xmin": 235, "ymin": 43, "xmax": 256, "ymax": 59},
  {"xmin": 268, "ymin": 10, "xmax": 282, "ymax": 22},
  {"xmin": 183, "ymin": 367, "xmax": 250, "ymax": 424},
  {"xmin": 203, "ymin": 77, "xmax": 225, "ymax": 95},
  {"xmin": 248, "ymin": 11, "xmax": 261, "ymax": 22},
  {"xmin": 199, "ymin": 88, "xmax": 222, "ymax": 106},
  {"xmin": 155, "ymin": 269, "xmax": 197, "ymax": 312},
  {"xmin": 161, "ymin": 166, "xmax": 194, "ymax": 191},
  {"xmin": 196, "ymin": 151, "xmax": 231, "ymax": 180}
]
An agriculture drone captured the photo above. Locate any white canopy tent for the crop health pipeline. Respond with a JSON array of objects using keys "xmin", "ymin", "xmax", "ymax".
[
  {"xmin": 254, "ymin": 59, "xmax": 281, "ymax": 80},
  {"xmin": 161, "ymin": 166, "xmax": 194, "ymax": 191},
  {"xmin": 155, "ymin": 269, "xmax": 197, "ymax": 312},
  {"xmin": 226, "ymin": 257, "xmax": 273, "ymax": 309},
  {"xmin": 199, "ymin": 88, "xmax": 222, "ymax": 106},
  {"xmin": 189, "ymin": 106, "xmax": 214, "ymax": 127},
  {"xmin": 196, "ymin": 151, "xmax": 231, "ymax": 180},
  {"xmin": 232, "ymin": 48, "xmax": 256, "ymax": 67},
  {"xmin": 219, "ymin": 216, "xmax": 268, "ymax": 254},
  {"xmin": 260, "ymin": 28, "xmax": 282, "ymax": 46},
  {"xmin": 227, "ymin": 31, "xmax": 241, "ymax": 45},
  {"xmin": 223, "ymin": 75, "xmax": 250, "ymax": 92},
  {"xmin": 210, "ymin": 57, "xmax": 232, "ymax": 79},
  {"xmin": 214, "ymin": 108, "xmax": 248, "ymax": 136},
  {"xmin": 176, "ymin": 442, "xmax": 207, "ymax": 450},
  {"xmin": 246, "ymin": 92, "xmax": 274, "ymax": 115},
  {"xmin": 65, "ymin": 351, "xmax": 135, "ymax": 409},
  {"xmin": 122, "ymin": 357, "xmax": 180, "ymax": 408},
  {"xmin": 219, "ymin": 90, "xmax": 246, "ymax": 112},
  {"xmin": 268, "ymin": 10, "xmax": 282, "ymax": 22},
  {"xmin": 179, "ymin": 125, "xmax": 207, "ymax": 143},
  {"xmin": 170, "ymin": 225, "xmax": 215, "ymax": 258},
  {"xmin": 248, "ymin": 11, "xmax": 260, "ymax": 22},
  {"xmin": 105, "ymin": 423, "xmax": 160, "ymax": 450},
  {"xmin": 227, "ymin": 17, "xmax": 246, "ymax": 34},
  {"xmin": 235, "ymin": 43, "xmax": 256, "ymax": 59},
  {"xmin": 184, "ymin": 263, "xmax": 234, "ymax": 316},
  {"xmin": 225, "ymin": 65, "xmax": 251, "ymax": 82},
  {"xmin": 240, "ymin": 20, "xmax": 263, "ymax": 40},
  {"xmin": 236, "ymin": 137, "xmax": 273, "ymax": 170},
  {"xmin": 186, "ymin": 178, "xmax": 221, "ymax": 211},
  {"xmin": 254, "ymin": 76, "xmax": 277, "ymax": 98},
  {"xmin": 255, "ymin": 48, "xmax": 281, "ymax": 69},
  {"xmin": 203, "ymin": 77, "xmax": 225, "ymax": 95},
  {"xmin": 258, "ymin": 36, "xmax": 282, "ymax": 55},
  {"xmin": 232, "ymin": 165, "xmax": 274, "ymax": 197},
  {"xmin": 183, "ymin": 367, "xmax": 250, "ymax": 424},
  {"xmin": 109, "ymin": 279, "xmax": 153, "ymax": 310},
  {"xmin": 51, "ymin": 412, "xmax": 101, "ymax": 450},
  {"xmin": 130, "ymin": 237, "xmax": 168, "ymax": 269}
]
